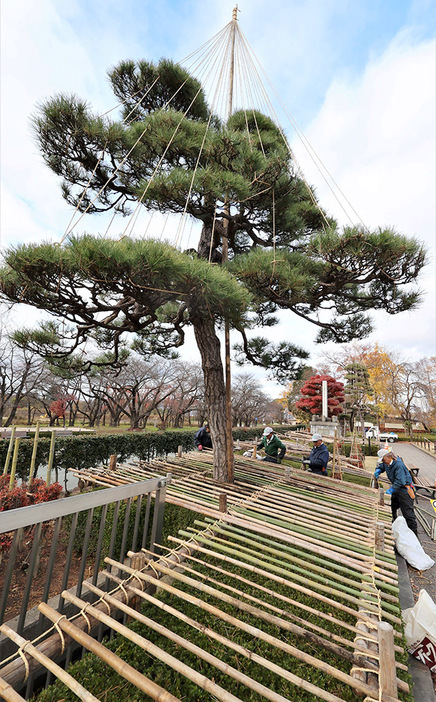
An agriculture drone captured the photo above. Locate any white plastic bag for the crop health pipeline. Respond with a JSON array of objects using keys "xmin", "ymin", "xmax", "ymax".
[
  {"xmin": 391, "ymin": 516, "xmax": 435, "ymax": 570},
  {"xmin": 403, "ymin": 589, "xmax": 436, "ymax": 672}
]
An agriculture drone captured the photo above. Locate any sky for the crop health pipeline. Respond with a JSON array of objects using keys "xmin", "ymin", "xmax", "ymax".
[{"xmin": 1, "ymin": 0, "xmax": 435, "ymax": 397}]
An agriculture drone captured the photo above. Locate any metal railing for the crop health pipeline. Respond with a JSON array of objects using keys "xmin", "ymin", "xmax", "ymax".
[{"xmin": 0, "ymin": 475, "xmax": 170, "ymax": 671}]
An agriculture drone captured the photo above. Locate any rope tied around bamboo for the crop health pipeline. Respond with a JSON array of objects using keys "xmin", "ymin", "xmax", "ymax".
[{"xmin": 103, "ymin": 555, "xmax": 407, "ymax": 699}]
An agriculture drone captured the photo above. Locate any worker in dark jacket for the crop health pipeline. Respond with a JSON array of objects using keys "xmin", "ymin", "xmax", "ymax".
[
  {"xmin": 257, "ymin": 427, "xmax": 286, "ymax": 463},
  {"xmin": 303, "ymin": 433, "xmax": 329, "ymax": 475},
  {"xmin": 194, "ymin": 423, "xmax": 212, "ymax": 451},
  {"xmin": 374, "ymin": 449, "xmax": 418, "ymax": 536}
]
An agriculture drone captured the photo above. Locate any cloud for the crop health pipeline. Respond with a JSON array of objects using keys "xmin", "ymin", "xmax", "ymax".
[
  {"xmin": 1, "ymin": 1, "xmax": 434, "ymax": 394},
  {"xmin": 289, "ymin": 31, "xmax": 435, "ymax": 363}
]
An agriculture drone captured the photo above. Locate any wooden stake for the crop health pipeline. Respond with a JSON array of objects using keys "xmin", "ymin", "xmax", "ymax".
[
  {"xmin": 3, "ymin": 426, "xmax": 16, "ymax": 476},
  {"xmin": 38, "ymin": 602, "xmax": 182, "ymax": 702},
  {"xmin": 378, "ymin": 622, "xmax": 398, "ymax": 699},
  {"xmin": 109, "ymin": 454, "xmax": 117, "ymax": 471},
  {"xmin": 9, "ymin": 439, "xmax": 20, "ymax": 490},
  {"xmin": 177, "ymin": 445, "xmax": 183, "ymax": 457},
  {"xmin": 219, "ymin": 493, "xmax": 228, "ymax": 512},
  {"xmin": 46, "ymin": 430, "xmax": 56, "ymax": 485},
  {"xmin": 28, "ymin": 421, "xmax": 40, "ymax": 483},
  {"xmin": 375, "ymin": 522, "xmax": 385, "ymax": 551}
]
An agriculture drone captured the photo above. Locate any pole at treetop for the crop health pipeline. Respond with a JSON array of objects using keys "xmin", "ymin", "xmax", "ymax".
[{"xmin": 222, "ymin": 6, "xmax": 239, "ymax": 483}]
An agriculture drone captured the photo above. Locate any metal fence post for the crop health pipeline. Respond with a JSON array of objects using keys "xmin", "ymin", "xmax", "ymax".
[{"xmin": 149, "ymin": 474, "xmax": 170, "ymax": 557}]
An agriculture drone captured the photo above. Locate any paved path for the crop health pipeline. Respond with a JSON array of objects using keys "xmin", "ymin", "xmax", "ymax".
[
  {"xmin": 388, "ymin": 442, "xmax": 436, "ymax": 602},
  {"xmin": 391, "ymin": 442, "xmax": 436, "ymax": 485},
  {"xmin": 389, "ymin": 444, "xmax": 436, "ymax": 699}
]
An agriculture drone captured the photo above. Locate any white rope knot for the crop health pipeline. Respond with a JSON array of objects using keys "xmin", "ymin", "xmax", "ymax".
[
  {"xmin": 54, "ymin": 615, "xmax": 67, "ymax": 655},
  {"xmin": 79, "ymin": 604, "xmax": 92, "ymax": 633},
  {"xmin": 170, "ymin": 549, "xmax": 181, "ymax": 564},
  {"xmin": 131, "ymin": 572, "xmax": 145, "ymax": 591},
  {"xmin": 101, "ymin": 594, "xmax": 112, "ymax": 615},
  {"xmin": 148, "ymin": 561, "xmax": 159, "ymax": 579},
  {"xmin": 119, "ymin": 582, "xmax": 129, "ymax": 603},
  {"xmin": 17, "ymin": 643, "xmax": 30, "ymax": 683}
]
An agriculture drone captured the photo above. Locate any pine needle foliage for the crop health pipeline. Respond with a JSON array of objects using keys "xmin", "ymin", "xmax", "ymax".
[{"xmin": 0, "ymin": 56, "xmax": 427, "ymax": 480}]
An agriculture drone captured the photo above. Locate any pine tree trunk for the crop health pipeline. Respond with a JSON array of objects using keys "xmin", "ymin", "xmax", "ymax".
[{"xmin": 192, "ymin": 314, "xmax": 229, "ymax": 483}]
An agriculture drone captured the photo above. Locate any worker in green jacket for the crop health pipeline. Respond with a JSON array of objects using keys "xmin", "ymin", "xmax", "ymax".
[{"xmin": 257, "ymin": 427, "xmax": 286, "ymax": 464}]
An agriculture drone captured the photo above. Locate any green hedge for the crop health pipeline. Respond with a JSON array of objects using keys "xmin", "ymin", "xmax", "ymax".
[
  {"xmin": 0, "ymin": 426, "xmax": 300, "ymax": 482},
  {"xmin": 0, "ymin": 431, "xmax": 196, "ymax": 482}
]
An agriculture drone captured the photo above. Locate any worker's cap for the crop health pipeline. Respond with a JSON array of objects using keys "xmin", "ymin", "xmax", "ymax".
[
  {"xmin": 263, "ymin": 426, "xmax": 273, "ymax": 436},
  {"xmin": 377, "ymin": 449, "xmax": 390, "ymax": 459},
  {"xmin": 312, "ymin": 433, "xmax": 322, "ymax": 442}
]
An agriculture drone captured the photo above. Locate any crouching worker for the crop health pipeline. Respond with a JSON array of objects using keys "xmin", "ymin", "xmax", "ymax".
[
  {"xmin": 194, "ymin": 422, "xmax": 213, "ymax": 451},
  {"xmin": 303, "ymin": 434, "xmax": 329, "ymax": 475},
  {"xmin": 374, "ymin": 449, "xmax": 418, "ymax": 536},
  {"xmin": 257, "ymin": 427, "xmax": 286, "ymax": 464}
]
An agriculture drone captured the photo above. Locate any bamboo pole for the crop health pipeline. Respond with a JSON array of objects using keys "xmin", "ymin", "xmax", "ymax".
[
  {"xmin": 28, "ymin": 421, "xmax": 40, "ymax": 483},
  {"xmin": 207, "ymin": 510, "xmax": 394, "ymax": 575},
  {"xmin": 167, "ymin": 535, "xmax": 402, "ymax": 628},
  {"xmin": 66, "ymin": 588, "xmax": 325, "ymax": 702},
  {"xmin": 60, "ymin": 592, "xmax": 244, "ymax": 702},
  {"xmin": 0, "ymin": 676, "xmax": 25, "ymax": 702},
  {"xmin": 38, "ymin": 602, "xmax": 183, "ymax": 702},
  {"xmin": 231, "ymin": 506, "xmax": 397, "ymax": 570},
  {"xmin": 194, "ymin": 520, "xmax": 399, "ymax": 597},
  {"xmin": 0, "ymin": 556, "xmax": 172, "ymax": 688},
  {"xmin": 89, "ymin": 577, "xmax": 346, "ymax": 702},
  {"xmin": 188, "ymin": 524, "xmax": 390, "ymax": 602},
  {"xmin": 200, "ymin": 518, "xmax": 399, "ymax": 590},
  {"xmin": 164, "ymin": 494, "xmax": 397, "ymax": 576},
  {"xmin": 0, "ymin": 625, "xmax": 100, "ymax": 702},
  {"xmin": 104, "ymin": 557, "xmax": 401, "ymax": 701},
  {"xmin": 46, "ymin": 430, "xmax": 56, "ymax": 485},
  {"xmin": 261, "ymin": 486, "xmax": 391, "ymax": 533},
  {"xmin": 9, "ymin": 439, "xmax": 20, "ymax": 490},
  {"xmin": 3, "ymin": 426, "xmax": 16, "ymax": 475},
  {"xmin": 143, "ymin": 551, "xmax": 379, "ymax": 667},
  {"xmin": 176, "ymin": 529, "xmax": 392, "ymax": 615},
  {"xmin": 133, "ymin": 553, "xmax": 400, "ymax": 664},
  {"xmin": 154, "ymin": 545, "xmax": 405, "ymax": 657},
  {"xmin": 233, "ymin": 500, "xmax": 375, "ymax": 551}
]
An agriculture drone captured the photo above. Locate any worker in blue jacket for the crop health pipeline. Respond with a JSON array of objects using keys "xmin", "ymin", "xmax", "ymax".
[
  {"xmin": 194, "ymin": 422, "xmax": 213, "ymax": 450},
  {"xmin": 303, "ymin": 434, "xmax": 329, "ymax": 475},
  {"xmin": 374, "ymin": 449, "xmax": 418, "ymax": 536}
]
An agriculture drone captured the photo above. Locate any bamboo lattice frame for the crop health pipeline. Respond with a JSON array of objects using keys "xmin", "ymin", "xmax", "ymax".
[{"xmin": 0, "ymin": 450, "xmax": 410, "ymax": 702}]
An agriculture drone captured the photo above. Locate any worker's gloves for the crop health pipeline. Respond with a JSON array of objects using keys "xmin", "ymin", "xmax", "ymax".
[
  {"xmin": 198, "ymin": 445, "xmax": 203, "ymax": 451},
  {"xmin": 374, "ymin": 468, "xmax": 382, "ymax": 479},
  {"xmin": 385, "ymin": 487, "xmax": 395, "ymax": 495}
]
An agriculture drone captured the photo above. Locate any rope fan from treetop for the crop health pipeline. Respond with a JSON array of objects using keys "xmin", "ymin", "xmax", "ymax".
[{"xmin": 60, "ymin": 5, "xmax": 360, "ymax": 257}]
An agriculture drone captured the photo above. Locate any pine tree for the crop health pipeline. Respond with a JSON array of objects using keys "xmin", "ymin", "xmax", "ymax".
[
  {"xmin": 0, "ymin": 59, "xmax": 427, "ymax": 481},
  {"xmin": 344, "ymin": 362, "xmax": 374, "ymax": 435}
]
